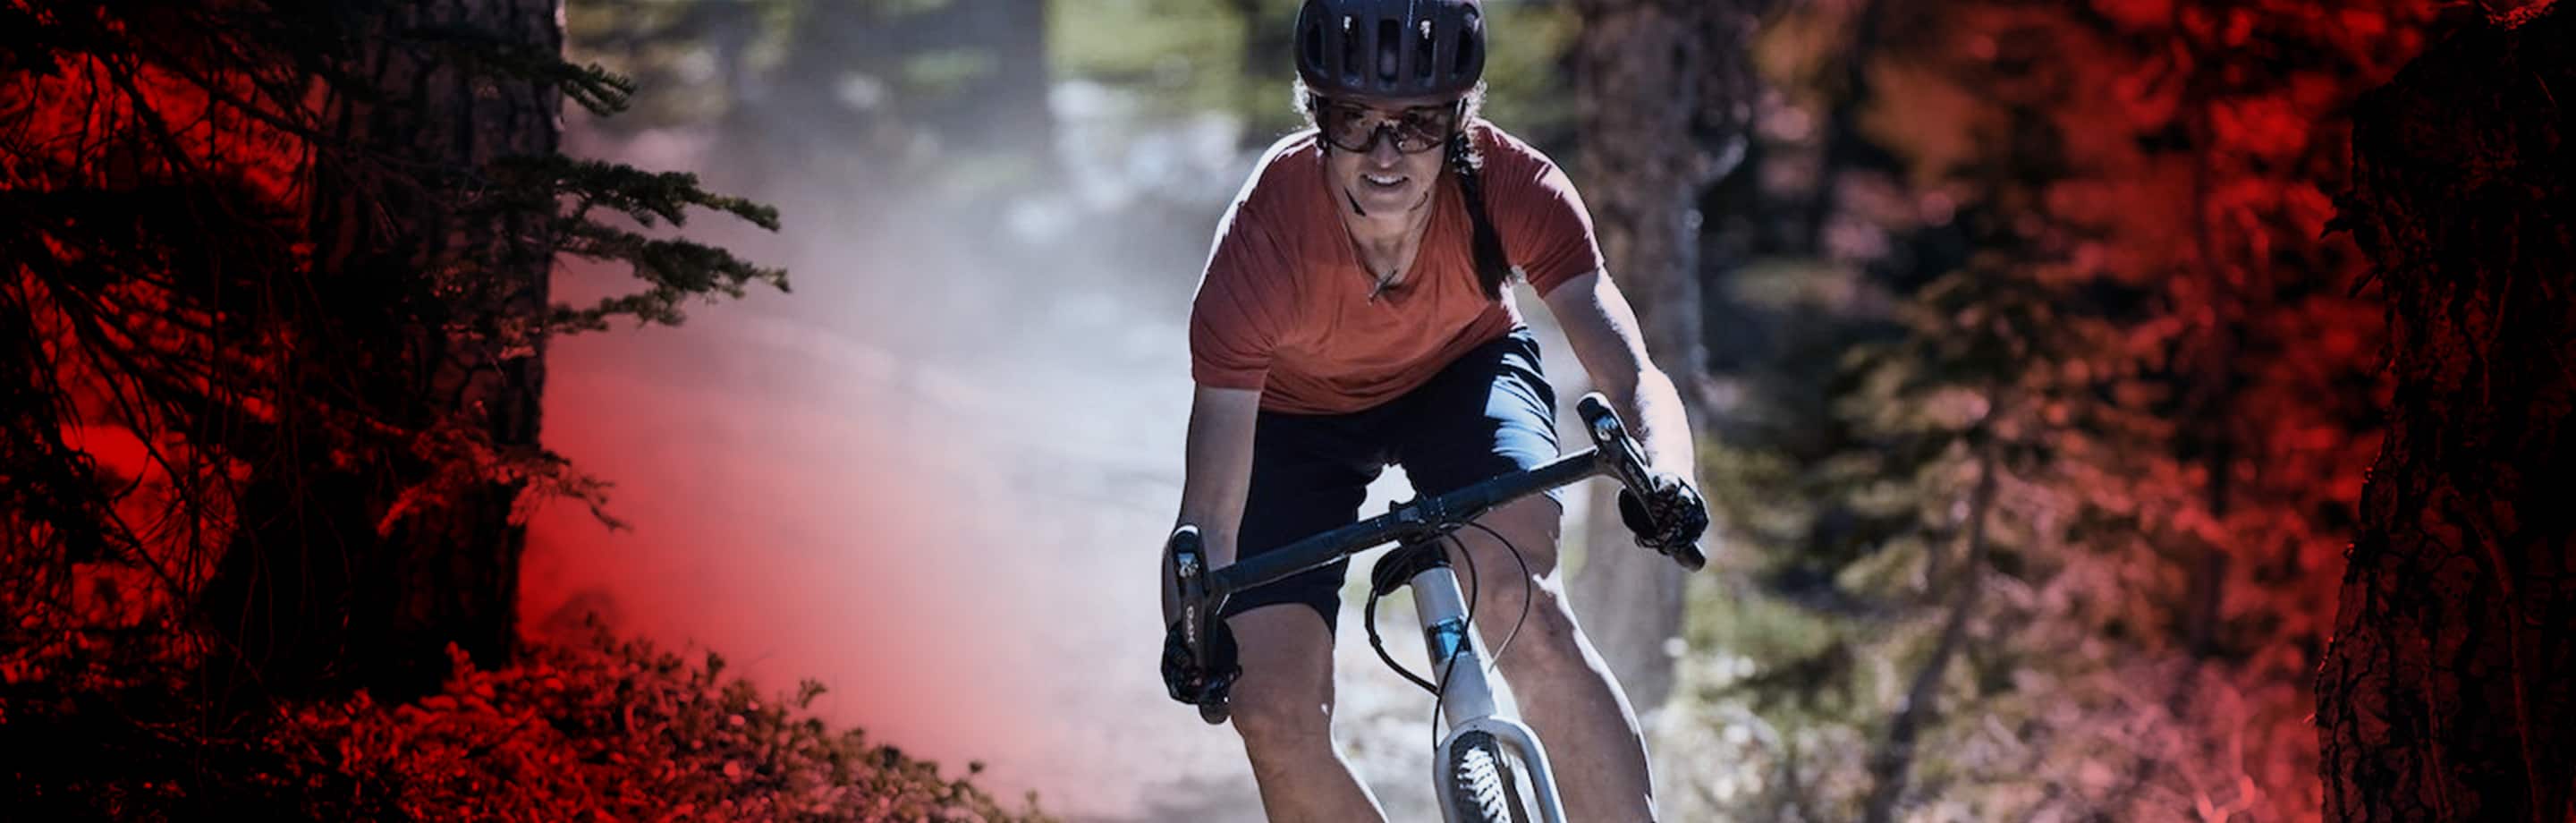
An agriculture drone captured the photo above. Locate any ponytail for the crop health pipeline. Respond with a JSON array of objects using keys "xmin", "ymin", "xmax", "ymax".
[{"xmin": 1448, "ymin": 128, "xmax": 1513, "ymax": 301}]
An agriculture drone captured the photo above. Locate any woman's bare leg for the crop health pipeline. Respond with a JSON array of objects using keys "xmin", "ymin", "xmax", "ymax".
[
  {"xmin": 1448, "ymin": 496, "xmax": 1658, "ymax": 822},
  {"xmin": 1226, "ymin": 604, "xmax": 1388, "ymax": 822}
]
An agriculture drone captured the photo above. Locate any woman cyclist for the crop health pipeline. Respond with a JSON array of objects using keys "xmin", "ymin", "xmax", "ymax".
[{"xmin": 1160, "ymin": 1, "xmax": 1709, "ymax": 819}]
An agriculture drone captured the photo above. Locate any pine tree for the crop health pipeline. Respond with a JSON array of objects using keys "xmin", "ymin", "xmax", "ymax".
[
  {"xmin": 1670, "ymin": 0, "xmax": 2430, "ymax": 817},
  {"xmin": 2, "ymin": 0, "xmax": 783, "ymax": 705}
]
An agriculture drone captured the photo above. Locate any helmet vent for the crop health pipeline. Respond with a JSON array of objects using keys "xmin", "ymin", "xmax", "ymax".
[
  {"xmin": 1413, "ymin": 21, "xmax": 1436, "ymax": 82},
  {"xmin": 1375, "ymin": 18, "xmax": 1402, "ymax": 85},
  {"xmin": 1343, "ymin": 15, "xmax": 1365, "ymax": 85}
]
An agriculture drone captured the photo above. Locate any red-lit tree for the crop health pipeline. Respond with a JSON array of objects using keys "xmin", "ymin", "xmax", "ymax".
[
  {"xmin": 1, "ymin": 0, "xmax": 781, "ymax": 709},
  {"xmin": 2319, "ymin": 4, "xmax": 2575, "ymax": 820},
  {"xmin": 1667, "ymin": 0, "xmax": 2432, "ymax": 818}
]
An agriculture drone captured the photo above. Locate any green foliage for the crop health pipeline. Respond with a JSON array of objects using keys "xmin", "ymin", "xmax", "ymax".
[
  {"xmin": 564, "ymin": 0, "xmax": 784, "ymax": 129},
  {"xmin": 1051, "ymin": 0, "xmax": 1263, "ymax": 118},
  {"xmin": 489, "ymin": 155, "xmax": 791, "ymax": 332},
  {"xmin": 1470, "ymin": 2, "xmax": 1580, "ymax": 143}
]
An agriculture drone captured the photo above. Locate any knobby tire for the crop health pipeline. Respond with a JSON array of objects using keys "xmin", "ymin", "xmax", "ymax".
[{"xmin": 1446, "ymin": 730, "xmax": 1532, "ymax": 823}]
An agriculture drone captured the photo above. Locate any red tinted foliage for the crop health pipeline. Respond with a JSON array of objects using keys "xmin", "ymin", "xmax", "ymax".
[{"xmin": 3, "ymin": 626, "xmax": 1055, "ymax": 822}]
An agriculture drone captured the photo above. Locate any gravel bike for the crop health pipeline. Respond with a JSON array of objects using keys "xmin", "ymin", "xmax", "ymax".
[{"xmin": 1166, "ymin": 392, "xmax": 1706, "ymax": 823}]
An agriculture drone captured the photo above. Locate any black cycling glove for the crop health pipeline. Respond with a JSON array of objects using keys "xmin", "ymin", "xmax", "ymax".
[
  {"xmin": 1618, "ymin": 471, "xmax": 1710, "ymax": 556},
  {"xmin": 1160, "ymin": 616, "xmax": 1241, "ymax": 707}
]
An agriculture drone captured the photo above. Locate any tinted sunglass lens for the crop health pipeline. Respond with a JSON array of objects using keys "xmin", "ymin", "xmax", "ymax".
[
  {"xmin": 1318, "ymin": 102, "xmax": 1453, "ymax": 153},
  {"xmin": 1335, "ymin": 127, "xmax": 1378, "ymax": 153},
  {"xmin": 1397, "ymin": 125, "xmax": 1442, "ymax": 152},
  {"xmin": 1324, "ymin": 108, "xmax": 1375, "ymax": 152}
]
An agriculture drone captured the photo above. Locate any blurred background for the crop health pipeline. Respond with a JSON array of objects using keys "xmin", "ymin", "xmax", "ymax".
[{"xmin": 515, "ymin": 0, "xmax": 2435, "ymax": 819}]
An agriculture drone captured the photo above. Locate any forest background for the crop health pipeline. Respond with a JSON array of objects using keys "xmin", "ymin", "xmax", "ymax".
[{"xmin": 11, "ymin": 0, "xmax": 2565, "ymax": 821}]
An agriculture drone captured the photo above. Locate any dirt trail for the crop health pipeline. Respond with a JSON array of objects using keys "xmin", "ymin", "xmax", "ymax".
[{"xmin": 526, "ymin": 284, "xmax": 1597, "ymax": 819}]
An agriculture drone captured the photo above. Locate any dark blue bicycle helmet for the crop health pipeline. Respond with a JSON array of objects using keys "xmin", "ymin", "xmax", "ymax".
[{"xmin": 1294, "ymin": 0, "xmax": 1487, "ymax": 100}]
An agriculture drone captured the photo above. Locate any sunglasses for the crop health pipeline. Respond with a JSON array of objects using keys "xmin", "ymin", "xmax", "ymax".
[{"xmin": 1317, "ymin": 98, "xmax": 1462, "ymax": 154}]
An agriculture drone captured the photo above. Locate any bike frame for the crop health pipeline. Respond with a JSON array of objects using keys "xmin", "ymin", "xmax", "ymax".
[{"xmin": 1401, "ymin": 536, "xmax": 1570, "ymax": 822}]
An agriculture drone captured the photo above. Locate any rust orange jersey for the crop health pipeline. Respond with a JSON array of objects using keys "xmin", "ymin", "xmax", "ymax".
[{"xmin": 1189, "ymin": 122, "xmax": 1605, "ymax": 414}]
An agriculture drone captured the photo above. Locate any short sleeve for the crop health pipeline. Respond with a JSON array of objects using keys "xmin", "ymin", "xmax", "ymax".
[
  {"xmin": 1484, "ymin": 138, "xmax": 1607, "ymax": 297},
  {"xmin": 1189, "ymin": 197, "xmax": 1299, "ymax": 390}
]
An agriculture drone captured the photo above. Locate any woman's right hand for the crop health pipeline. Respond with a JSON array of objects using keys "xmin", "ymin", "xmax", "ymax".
[{"xmin": 1160, "ymin": 613, "xmax": 1239, "ymax": 707}]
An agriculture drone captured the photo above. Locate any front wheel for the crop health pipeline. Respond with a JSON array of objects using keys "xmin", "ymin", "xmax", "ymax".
[{"xmin": 1445, "ymin": 731, "xmax": 1533, "ymax": 823}]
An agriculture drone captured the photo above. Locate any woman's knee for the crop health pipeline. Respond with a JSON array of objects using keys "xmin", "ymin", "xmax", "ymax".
[
  {"xmin": 1224, "ymin": 606, "xmax": 1340, "ymax": 751},
  {"xmin": 1490, "ymin": 584, "xmax": 1597, "ymax": 678},
  {"xmin": 1228, "ymin": 682, "xmax": 1335, "ymax": 751}
]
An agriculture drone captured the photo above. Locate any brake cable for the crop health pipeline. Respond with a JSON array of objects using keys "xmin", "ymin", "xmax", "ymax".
[
  {"xmin": 1460, "ymin": 519, "xmax": 1536, "ymax": 668},
  {"xmin": 1363, "ymin": 539, "xmax": 1452, "ymax": 696},
  {"xmin": 1359, "ymin": 519, "xmax": 1539, "ymax": 749}
]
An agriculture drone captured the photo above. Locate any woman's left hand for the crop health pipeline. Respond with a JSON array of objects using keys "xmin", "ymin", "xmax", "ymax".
[{"xmin": 1616, "ymin": 471, "xmax": 1708, "ymax": 556}]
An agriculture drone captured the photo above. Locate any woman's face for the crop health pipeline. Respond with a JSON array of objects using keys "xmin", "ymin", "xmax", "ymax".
[{"xmin": 1317, "ymin": 95, "xmax": 1461, "ymax": 221}]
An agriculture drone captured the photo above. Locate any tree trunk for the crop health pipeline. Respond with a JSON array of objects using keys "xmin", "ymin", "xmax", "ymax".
[
  {"xmin": 2318, "ymin": 6, "xmax": 2574, "ymax": 821},
  {"xmin": 397, "ymin": 0, "xmax": 560, "ymax": 696},
  {"xmin": 203, "ymin": 0, "xmax": 561, "ymax": 702},
  {"xmin": 1565, "ymin": 0, "xmax": 1770, "ymax": 715},
  {"xmin": 1861, "ymin": 397, "xmax": 2001, "ymax": 823}
]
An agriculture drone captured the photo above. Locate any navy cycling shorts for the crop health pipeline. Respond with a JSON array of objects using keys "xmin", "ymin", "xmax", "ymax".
[{"xmin": 1221, "ymin": 327, "xmax": 1562, "ymax": 632}]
